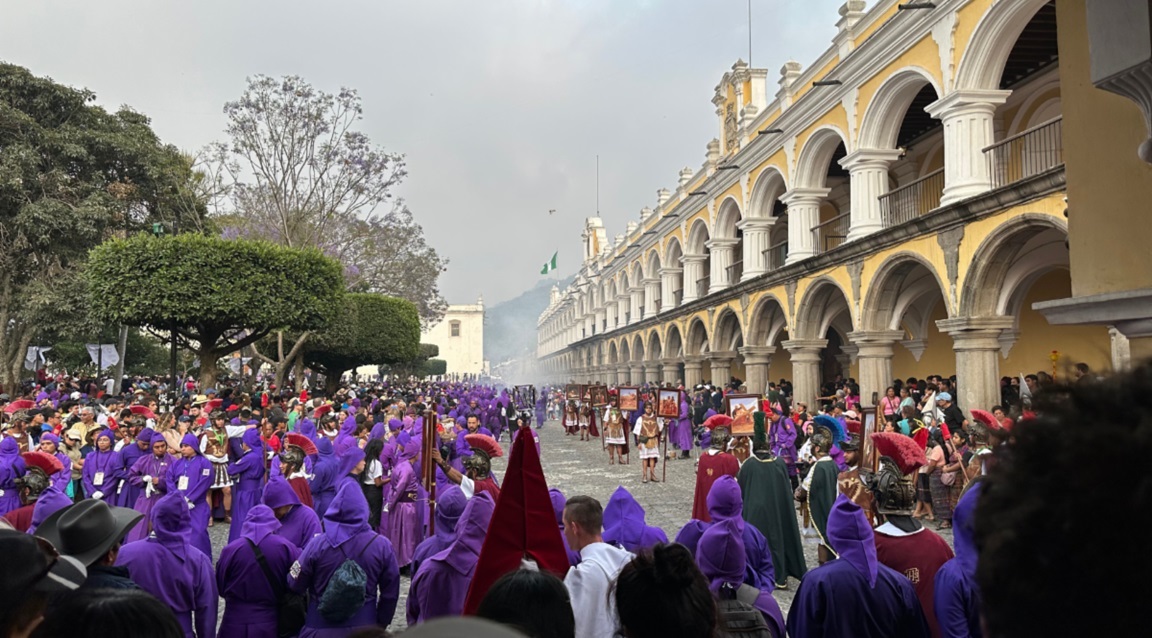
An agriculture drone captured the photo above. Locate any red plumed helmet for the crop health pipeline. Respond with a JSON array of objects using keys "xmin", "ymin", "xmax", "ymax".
[
  {"xmin": 465, "ymin": 433, "xmax": 503, "ymax": 458},
  {"xmin": 971, "ymin": 409, "xmax": 1001, "ymax": 431},
  {"xmin": 870, "ymin": 431, "xmax": 928, "ymax": 475},
  {"xmin": 22, "ymin": 451, "xmax": 63, "ymax": 475},
  {"xmin": 4, "ymin": 400, "xmax": 35, "ymax": 414},
  {"xmin": 703, "ymin": 414, "xmax": 734, "ymax": 431},
  {"xmin": 284, "ymin": 432, "xmax": 318, "ymax": 456},
  {"xmin": 128, "ymin": 405, "xmax": 156, "ymax": 420}
]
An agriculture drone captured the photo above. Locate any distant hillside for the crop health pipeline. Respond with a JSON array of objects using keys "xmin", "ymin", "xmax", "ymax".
[{"xmin": 485, "ymin": 275, "xmax": 573, "ymax": 366}]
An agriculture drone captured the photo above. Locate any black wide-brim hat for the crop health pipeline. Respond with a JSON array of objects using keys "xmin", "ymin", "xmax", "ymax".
[{"xmin": 34, "ymin": 499, "xmax": 144, "ymax": 567}]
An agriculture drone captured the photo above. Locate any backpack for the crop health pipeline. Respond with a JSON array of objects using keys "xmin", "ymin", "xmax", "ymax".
[
  {"xmin": 716, "ymin": 584, "xmax": 776, "ymax": 638},
  {"xmin": 317, "ymin": 535, "xmax": 378, "ymax": 624}
]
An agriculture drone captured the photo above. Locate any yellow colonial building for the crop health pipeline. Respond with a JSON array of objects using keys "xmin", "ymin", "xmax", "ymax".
[{"xmin": 536, "ymin": 0, "xmax": 1152, "ymax": 412}]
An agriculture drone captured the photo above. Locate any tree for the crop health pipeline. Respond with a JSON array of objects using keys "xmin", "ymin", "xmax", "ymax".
[
  {"xmin": 301, "ymin": 293, "xmax": 420, "ymax": 394},
  {"xmin": 215, "ymin": 75, "xmax": 447, "ymax": 323},
  {"xmin": 0, "ymin": 63, "xmax": 208, "ymax": 387},
  {"xmin": 47, "ymin": 330, "xmax": 170, "ymax": 377},
  {"xmin": 86, "ymin": 233, "xmax": 344, "ymax": 388}
]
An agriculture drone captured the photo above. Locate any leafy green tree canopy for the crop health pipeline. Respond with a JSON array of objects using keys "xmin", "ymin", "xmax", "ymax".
[
  {"xmin": 86, "ymin": 233, "xmax": 345, "ymax": 386},
  {"xmin": 303, "ymin": 293, "xmax": 420, "ymax": 392}
]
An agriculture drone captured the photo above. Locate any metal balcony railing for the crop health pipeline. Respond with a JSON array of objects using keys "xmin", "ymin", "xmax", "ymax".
[
  {"xmin": 763, "ymin": 241, "xmax": 788, "ymax": 271},
  {"xmin": 726, "ymin": 260, "xmax": 743, "ymax": 283},
  {"xmin": 879, "ymin": 168, "xmax": 945, "ymax": 228},
  {"xmin": 811, "ymin": 212, "xmax": 851, "ymax": 255},
  {"xmin": 985, "ymin": 116, "xmax": 1063, "ymax": 190},
  {"xmin": 673, "ymin": 289, "xmax": 684, "ymax": 307}
]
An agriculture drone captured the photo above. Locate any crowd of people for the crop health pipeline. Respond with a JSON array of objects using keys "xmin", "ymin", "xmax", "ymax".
[{"xmin": 0, "ymin": 356, "xmax": 1143, "ymax": 638}]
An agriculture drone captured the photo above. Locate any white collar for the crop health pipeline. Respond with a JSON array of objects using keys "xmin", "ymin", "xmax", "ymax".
[{"xmin": 875, "ymin": 521, "xmax": 925, "ymax": 537}]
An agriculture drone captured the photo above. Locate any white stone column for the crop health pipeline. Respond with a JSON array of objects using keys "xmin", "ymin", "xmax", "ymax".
[
  {"xmin": 709, "ymin": 351, "xmax": 737, "ymax": 386},
  {"xmin": 630, "ymin": 364, "xmax": 646, "ymax": 385},
  {"xmin": 661, "ymin": 358, "xmax": 682, "ymax": 385},
  {"xmin": 783, "ymin": 339, "xmax": 828, "ymax": 408},
  {"xmin": 840, "ymin": 149, "xmax": 902, "ymax": 240},
  {"xmin": 781, "ymin": 188, "xmax": 830, "ymax": 264},
  {"xmin": 848, "ymin": 330, "xmax": 904, "ymax": 406},
  {"xmin": 926, "ymin": 89, "xmax": 1011, "ymax": 206},
  {"xmin": 605, "ymin": 302, "xmax": 616, "ymax": 330},
  {"xmin": 706, "ymin": 238, "xmax": 739, "ymax": 294},
  {"xmin": 683, "ymin": 356, "xmax": 705, "ymax": 388},
  {"xmin": 738, "ymin": 218, "xmax": 776, "ymax": 280},
  {"xmin": 616, "ymin": 294, "xmax": 630, "ymax": 327},
  {"xmin": 739, "ymin": 346, "xmax": 777, "ymax": 395},
  {"xmin": 644, "ymin": 278, "xmax": 661, "ymax": 318},
  {"xmin": 595, "ymin": 309, "xmax": 607, "ymax": 335},
  {"xmin": 660, "ymin": 267, "xmax": 682, "ymax": 311},
  {"xmin": 629, "ymin": 287, "xmax": 644, "ymax": 324},
  {"xmin": 681, "ymin": 254, "xmax": 708, "ymax": 303},
  {"xmin": 937, "ymin": 317, "xmax": 1014, "ymax": 412}
]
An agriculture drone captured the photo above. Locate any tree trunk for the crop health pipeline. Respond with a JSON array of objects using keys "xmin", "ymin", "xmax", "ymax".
[
  {"xmin": 293, "ymin": 356, "xmax": 306, "ymax": 393},
  {"xmin": 111, "ymin": 325, "xmax": 129, "ymax": 394},
  {"xmin": 198, "ymin": 347, "xmax": 220, "ymax": 390},
  {"xmin": 323, "ymin": 370, "xmax": 343, "ymax": 396}
]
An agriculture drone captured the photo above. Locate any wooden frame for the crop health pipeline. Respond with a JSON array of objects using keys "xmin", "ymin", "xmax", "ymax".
[
  {"xmin": 589, "ymin": 385, "xmax": 609, "ymax": 408},
  {"xmin": 725, "ymin": 393, "xmax": 761, "ymax": 437},
  {"xmin": 657, "ymin": 389, "xmax": 680, "ymax": 419},
  {"xmin": 617, "ymin": 387, "xmax": 640, "ymax": 412},
  {"xmin": 564, "ymin": 384, "xmax": 581, "ymax": 402}
]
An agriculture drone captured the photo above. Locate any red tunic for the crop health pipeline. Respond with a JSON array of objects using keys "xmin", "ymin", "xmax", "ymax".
[
  {"xmin": 2, "ymin": 504, "xmax": 34, "ymax": 533},
  {"xmin": 473, "ymin": 477, "xmax": 501, "ymax": 501},
  {"xmin": 691, "ymin": 451, "xmax": 740, "ymax": 522},
  {"xmin": 874, "ymin": 525, "xmax": 955, "ymax": 638},
  {"xmin": 288, "ymin": 476, "xmax": 314, "ymax": 508}
]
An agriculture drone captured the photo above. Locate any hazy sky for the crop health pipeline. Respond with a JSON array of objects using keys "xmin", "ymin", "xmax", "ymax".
[{"xmin": 2, "ymin": 0, "xmax": 846, "ymax": 305}]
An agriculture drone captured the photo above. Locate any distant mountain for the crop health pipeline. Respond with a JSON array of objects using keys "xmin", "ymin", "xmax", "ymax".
[{"xmin": 485, "ymin": 275, "xmax": 573, "ymax": 366}]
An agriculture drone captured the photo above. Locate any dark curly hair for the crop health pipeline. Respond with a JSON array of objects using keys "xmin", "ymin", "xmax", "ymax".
[
  {"xmin": 975, "ymin": 361, "xmax": 1152, "ymax": 637},
  {"xmin": 614, "ymin": 543, "xmax": 717, "ymax": 638}
]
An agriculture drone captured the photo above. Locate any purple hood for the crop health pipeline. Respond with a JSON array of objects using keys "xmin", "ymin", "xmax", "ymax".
[{"xmin": 827, "ymin": 494, "xmax": 878, "ymax": 587}]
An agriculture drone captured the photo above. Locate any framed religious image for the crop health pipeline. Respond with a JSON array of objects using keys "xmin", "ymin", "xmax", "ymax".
[
  {"xmin": 581, "ymin": 385, "xmax": 593, "ymax": 403},
  {"xmin": 565, "ymin": 384, "xmax": 581, "ymax": 402},
  {"xmin": 657, "ymin": 389, "xmax": 680, "ymax": 419},
  {"xmin": 514, "ymin": 385, "xmax": 535, "ymax": 411},
  {"xmin": 726, "ymin": 394, "xmax": 761, "ymax": 437},
  {"xmin": 617, "ymin": 387, "xmax": 640, "ymax": 412},
  {"xmin": 589, "ymin": 385, "xmax": 609, "ymax": 408}
]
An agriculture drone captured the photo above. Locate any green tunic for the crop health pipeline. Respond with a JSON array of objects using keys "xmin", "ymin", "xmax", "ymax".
[
  {"xmin": 807, "ymin": 457, "xmax": 840, "ymax": 555},
  {"xmin": 737, "ymin": 452, "xmax": 808, "ymax": 584}
]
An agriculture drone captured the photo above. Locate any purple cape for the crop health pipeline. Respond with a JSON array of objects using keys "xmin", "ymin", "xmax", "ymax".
[
  {"xmin": 410, "ymin": 485, "xmax": 467, "ymax": 577},
  {"xmin": 406, "ymin": 492, "xmax": 495, "ymax": 625},
  {"xmin": 167, "ymin": 439, "xmax": 214, "ymax": 559},
  {"xmin": 263, "ymin": 476, "xmax": 322, "ymax": 550},
  {"xmin": 602, "ymin": 485, "xmax": 668, "ymax": 553},
  {"xmin": 697, "ymin": 518, "xmax": 785, "ymax": 638},
  {"xmin": 125, "ymin": 451, "xmax": 174, "ymax": 543},
  {"xmin": 28, "ymin": 484, "xmax": 72, "ymax": 535},
  {"xmin": 216, "ymin": 505, "xmax": 301, "ymax": 638},
  {"xmin": 706, "ymin": 475, "xmax": 776, "ymax": 588},
  {"xmin": 82, "ymin": 431, "xmax": 122, "ymax": 503},
  {"xmin": 226, "ymin": 431, "xmax": 267, "ymax": 544},
  {"xmin": 385, "ymin": 459, "xmax": 423, "ymax": 567},
  {"xmin": 549, "ymin": 487, "xmax": 581, "ymax": 566},
  {"xmin": 310, "ymin": 437, "xmax": 338, "ymax": 519},
  {"xmin": 933, "ymin": 484, "xmax": 983, "ymax": 638}
]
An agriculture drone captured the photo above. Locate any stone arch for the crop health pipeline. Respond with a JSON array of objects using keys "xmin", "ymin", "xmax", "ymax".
[
  {"xmin": 748, "ymin": 166, "xmax": 788, "ymax": 218},
  {"xmin": 646, "ymin": 330, "xmax": 663, "ymax": 362},
  {"xmin": 646, "ymin": 250, "xmax": 662, "ymax": 281},
  {"xmin": 714, "ymin": 197, "xmax": 743, "ymax": 239},
  {"xmin": 665, "ymin": 324, "xmax": 684, "ymax": 359},
  {"xmin": 607, "ymin": 341, "xmax": 619, "ymax": 365},
  {"xmin": 664, "ymin": 236, "xmax": 684, "ymax": 265},
  {"xmin": 794, "ymin": 126, "xmax": 851, "ymax": 189},
  {"xmin": 686, "ymin": 218, "xmax": 711, "ymax": 254},
  {"xmin": 960, "ymin": 213, "xmax": 1069, "ymax": 318},
  {"xmin": 861, "ymin": 252, "xmax": 951, "ymax": 334},
  {"xmin": 858, "ymin": 67, "xmax": 943, "ymax": 150},
  {"xmin": 794, "ymin": 277, "xmax": 855, "ymax": 341},
  {"xmin": 955, "ymin": 0, "xmax": 1054, "ymax": 91},
  {"xmin": 748, "ymin": 294, "xmax": 790, "ymax": 346},
  {"xmin": 632, "ymin": 334, "xmax": 646, "ymax": 363},
  {"xmin": 685, "ymin": 317, "xmax": 710, "ymax": 357},
  {"xmin": 712, "ymin": 308, "xmax": 745, "ymax": 353},
  {"xmin": 619, "ymin": 338, "xmax": 632, "ymax": 365}
]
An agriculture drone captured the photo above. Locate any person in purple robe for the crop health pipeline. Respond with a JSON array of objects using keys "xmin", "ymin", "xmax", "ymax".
[
  {"xmin": 117, "ymin": 492, "xmax": 218, "ymax": 638},
  {"xmin": 216, "ymin": 504, "xmax": 301, "ymax": 638},
  {"xmin": 263, "ymin": 475, "xmax": 322, "ymax": 550},
  {"xmin": 334, "ymin": 445, "xmax": 366, "ymax": 494},
  {"xmin": 81, "ymin": 429, "xmax": 122, "ymax": 503},
  {"xmin": 227, "ymin": 429, "xmax": 267, "ymax": 544},
  {"xmin": 410, "ymin": 485, "xmax": 467, "ymax": 577},
  {"xmin": 27, "ymin": 483, "xmax": 73, "ymax": 535},
  {"xmin": 601, "ymin": 485, "xmax": 668, "ymax": 553},
  {"xmin": 124, "ymin": 431, "xmax": 174, "ymax": 543},
  {"xmin": 933, "ymin": 482, "xmax": 982, "ymax": 638},
  {"xmin": 786, "ymin": 495, "xmax": 930, "ymax": 638},
  {"xmin": 673, "ymin": 518, "xmax": 709, "ymax": 558},
  {"xmin": 297, "ymin": 417, "xmax": 318, "ymax": 442},
  {"xmin": 672, "ymin": 397, "xmax": 694, "ymax": 459},
  {"xmin": 309, "ymin": 437, "xmax": 339, "ymax": 519},
  {"xmin": 696, "ymin": 517, "xmax": 786, "ymax": 637},
  {"xmin": 0, "ymin": 436, "xmax": 27, "ymax": 515},
  {"xmin": 288, "ymin": 482, "xmax": 400, "ymax": 636},
  {"xmin": 167, "ymin": 433, "xmax": 214, "ymax": 559},
  {"xmin": 534, "ymin": 395, "xmax": 547, "ymax": 429},
  {"xmin": 705, "ymin": 475, "xmax": 776, "ymax": 589},
  {"xmin": 768, "ymin": 410, "xmax": 800, "ymax": 483},
  {"xmin": 549, "ymin": 487, "xmax": 582, "ymax": 566},
  {"xmin": 270, "ymin": 449, "xmax": 314, "ymax": 479},
  {"xmin": 36, "ymin": 433, "xmax": 72, "ymax": 493},
  {"xmin": 385, "ymin": 438, "xmax": 423, "ymax": 570},
  {"xmin": 407, "ymin": 491, "xmax": 496, "ymax": 624},
  {"xmin": 115, "ymin": 428, "xmax": 150, "ymax": 508}
]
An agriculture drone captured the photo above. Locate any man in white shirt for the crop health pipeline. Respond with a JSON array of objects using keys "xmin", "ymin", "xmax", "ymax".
[{"xmin": 562, "ymin": 495, "xmax": 633, "ymax": 638}]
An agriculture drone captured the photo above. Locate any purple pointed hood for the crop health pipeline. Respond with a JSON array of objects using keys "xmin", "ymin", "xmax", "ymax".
[
  {"xmin": 1, "ymin": 437, "xmax": 19, "ymax": 456},
  {"xmin": 336, "ymin": 446, "xmax": 365, "ymax": 477},
  {"xmin": 548, "ymin": 488, "xmax": 566, "ymax": 527},
  {"xmin": 443, "ymin": 492, "xmax": 495, "ymax": 574},
  {"xmin": 402, "ymin": 438, "xmax": 421, "ymax": 460},
  {"xmin": 434, "ymin": 486, "xmax": 468, "ymax": 544},
  {"xmin": 297, "ymin": 418, "xmax": 317, "ymax": 441},
  {"xmin": 95, "ymin": 429, "xmax": 115, "ymax": 447},
  {"xmin": 137, "ymin": 429, "xmax": 154, "ymax": 445},
  {"xmin": 952, "ymin": 482, "xmax": 982, "ymax": 578},
  {"xmin": 315, "ymin": 437, "xmax": 334, "ymax": 459},
  {"xmin": 340, "ymin": 415, "xmax": 357, "ymax": 437},
  {"xmin": 152, "ymin": 492, "xmax": 192, "ymax": 562},
  {"xmin": 696, "ymin": 517, "xmax": 746, "ymax": 594},
  {"xmin": 602, "ymin": 486, "xmax": 668, "ymax": 553},
  {"xmin": 706, "ymin": 475, "xmax": 746, "ymax": 531},
  {"xmin": 369, "ymin": 421, "xmax": 385, "ymax": 440},
  {"xmin": 242, "ymin": 428, "xmax": 263, "ymax": 451},
  {"xmin": 388, "ymin": 418, "xmax": 403, "ymax": 432},
  {"xmin": 240, "ymin": 504, "xmax": 282, "ymax": 545},
  {"xmin": 40, "ymin": 432, "xmax": 60, "ymax": 447},
  {"xmin": 150, "ymin": 431, "xmax": 168, "ymax": 446},
  {"xmin": 180, "ymin": 433, "xmax": 200, "ymax": 452},
  {"xmin": 29, "ymin": 485, "xmax": 73, "ymax": 534},
  {"xmin": 827, "ymin": 494, "xmax": 878, "ymax": 587},
  {"xmin": 674, "ymin": 519, "xmax": 710, "ymax": 557},
  {"xmin": 323, "ymin": 482, "xmax": 370, "ymax": 548},
  {"xmin": 262, "ymin": 475, "xmax": 302, "ymax": 509}
]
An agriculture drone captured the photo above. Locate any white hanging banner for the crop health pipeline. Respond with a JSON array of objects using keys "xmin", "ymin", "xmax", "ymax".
[
  {"xmin": 24, "ymin": 346, "xmax": 51, "ymax": 371},
  {"xmin": 85, "ymin": 344, "xmax": 121, "ymax": 370}
]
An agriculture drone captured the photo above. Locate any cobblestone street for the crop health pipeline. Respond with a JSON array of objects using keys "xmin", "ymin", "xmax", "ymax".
[{"xmin": 209, "ymin": 420, "xmax": 955, "ymax": 631}]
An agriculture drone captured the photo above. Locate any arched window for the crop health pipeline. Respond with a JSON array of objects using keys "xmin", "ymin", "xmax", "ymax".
[{"xmin": 450, "ymin": 320, "xmax": 461, "ymax": 337}]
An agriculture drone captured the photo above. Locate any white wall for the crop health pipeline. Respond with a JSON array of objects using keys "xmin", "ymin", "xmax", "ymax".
[{"xmin": 424, "ymin": 301, "xmax": 486, "ymax": 375}]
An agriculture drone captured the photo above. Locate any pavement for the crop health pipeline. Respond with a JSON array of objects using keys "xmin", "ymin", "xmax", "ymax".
[{"xmin": 208, "ymin": 418, "xmax": 955, "ymax": 631}]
